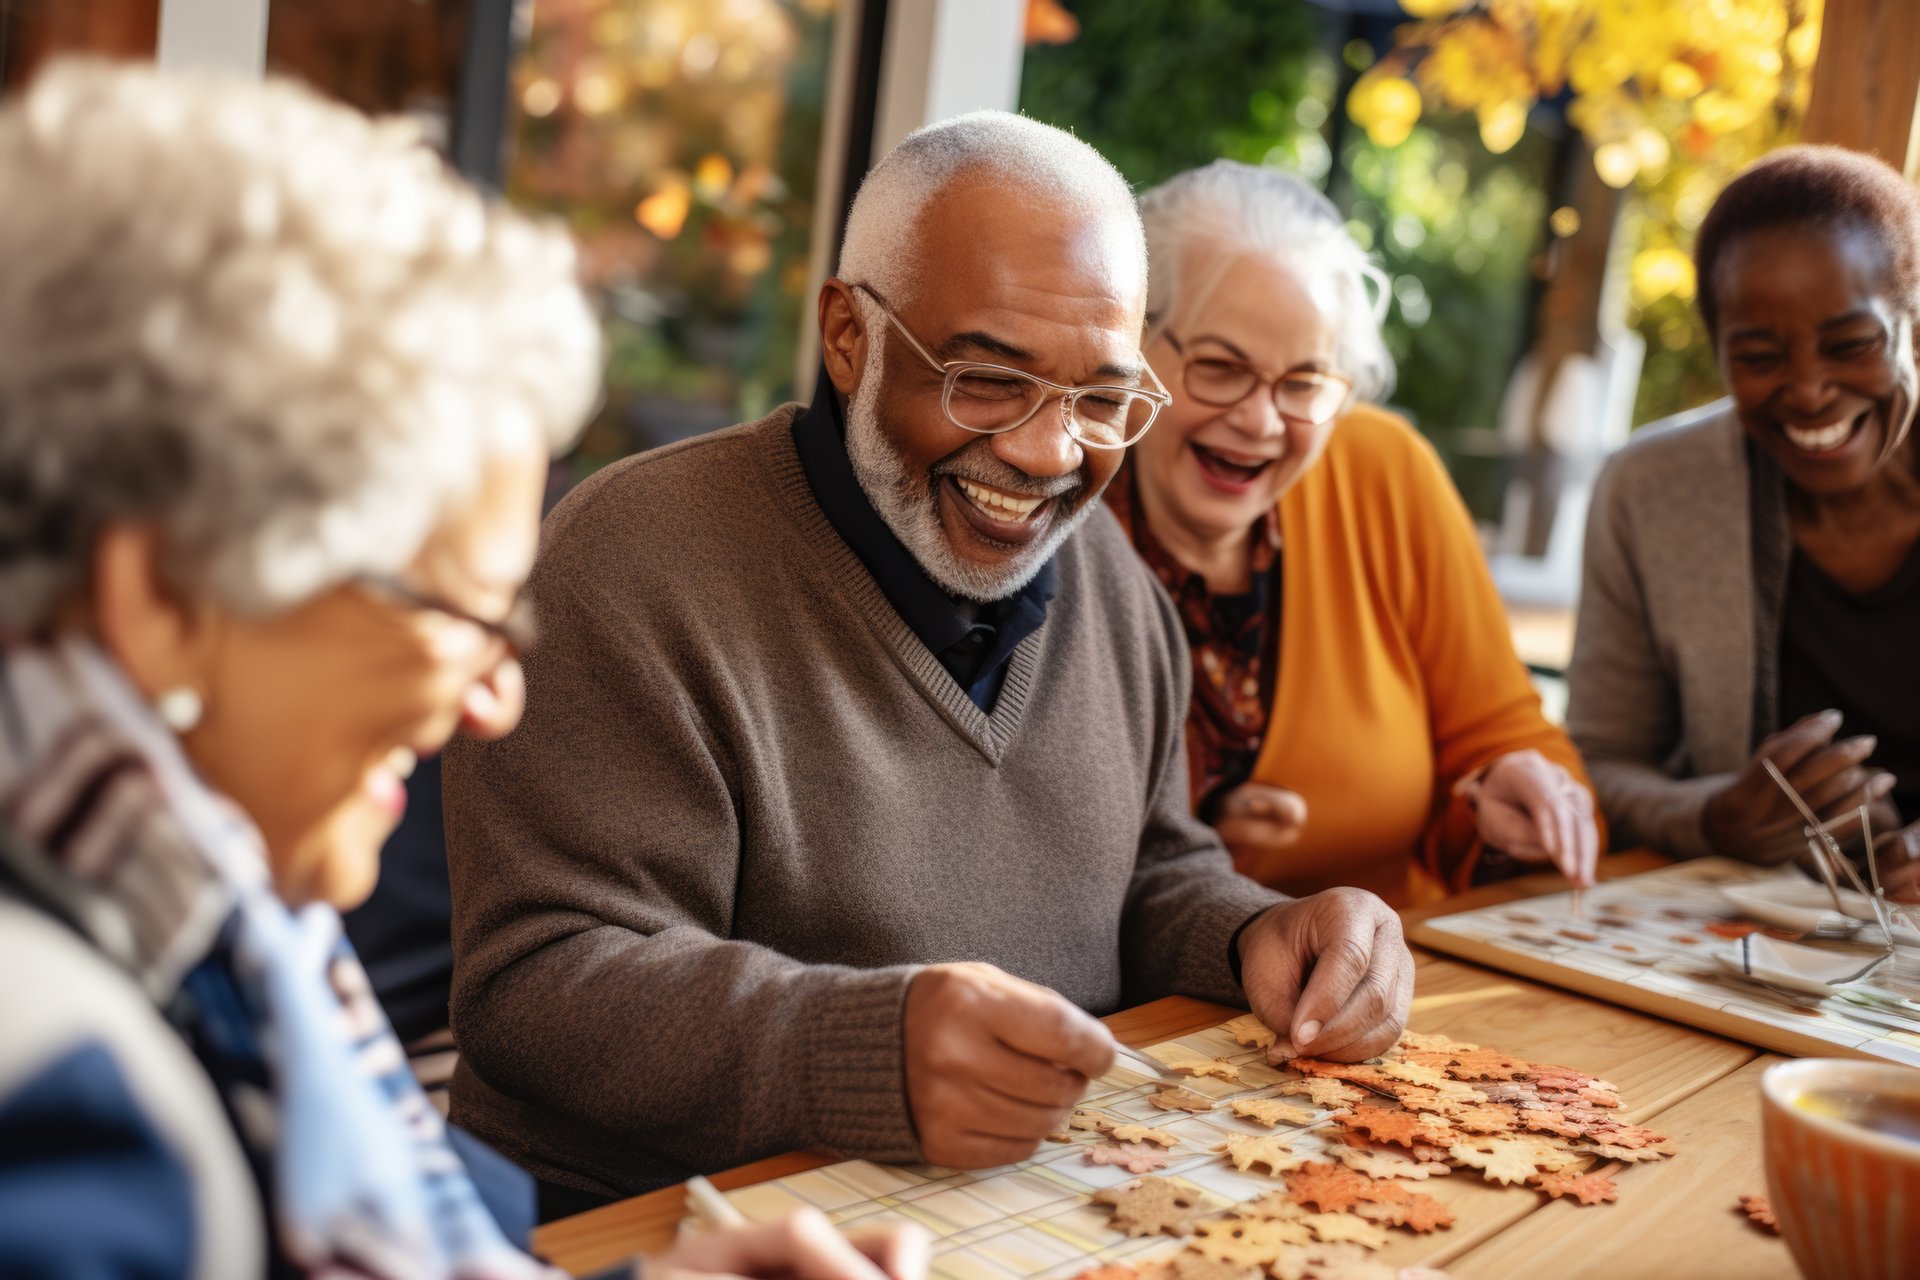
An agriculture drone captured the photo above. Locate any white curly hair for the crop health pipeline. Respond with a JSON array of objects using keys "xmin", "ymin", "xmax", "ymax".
[
  {"xmin": 1138, "ymin": 160, "xmax": 1395, "ymax": 403},
  {"xmin": 0, "ymin": 60, "xmax": 602, "ymax": 631}
]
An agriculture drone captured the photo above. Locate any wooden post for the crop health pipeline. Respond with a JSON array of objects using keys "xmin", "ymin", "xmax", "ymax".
[{"xmin": 1802, "ymin": 0, "xmax": 1920, "ymax": 177}]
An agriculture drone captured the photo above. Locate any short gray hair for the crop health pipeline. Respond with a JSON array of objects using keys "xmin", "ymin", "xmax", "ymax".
[
  {"xmin": 838, "ymin": 110, "xmax": 1145, "ymax": 306},
  {"xmin": 0, "ymin": 60, "xmax": 602, "ymax": 631},
  {"xmin": 1138, "ymin": 161, "xmax": 1395, "ymax": 403}
]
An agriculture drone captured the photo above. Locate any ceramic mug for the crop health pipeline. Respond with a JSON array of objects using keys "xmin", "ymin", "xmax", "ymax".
[{"xmin": 1761, "ymin": 1058, "xmax": 1920, "ymax": 1279}]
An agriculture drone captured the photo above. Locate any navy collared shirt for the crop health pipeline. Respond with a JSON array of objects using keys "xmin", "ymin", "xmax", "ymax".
[{"xmin": 792, "ymin": 379, "xmax": 1056, "ymax": 711}]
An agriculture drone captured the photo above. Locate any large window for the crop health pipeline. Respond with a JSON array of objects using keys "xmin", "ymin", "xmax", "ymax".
[{"xmin": 505, "ymin": 0, "xmax": 846, "ymax": 477}]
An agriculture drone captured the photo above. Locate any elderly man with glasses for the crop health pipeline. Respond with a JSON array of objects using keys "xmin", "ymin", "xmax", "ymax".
[{"xmin": 442, "ymin": 113, "xmax": 1414, "ymax": 1211}]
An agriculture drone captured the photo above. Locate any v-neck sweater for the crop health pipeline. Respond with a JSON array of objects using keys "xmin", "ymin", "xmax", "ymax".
[{"xmin": 442, "ymin": 405, "xmax": 1284, "ymax": 1196}]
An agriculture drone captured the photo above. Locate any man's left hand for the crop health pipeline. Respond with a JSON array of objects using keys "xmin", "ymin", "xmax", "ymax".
[{"xmin": 1235, "ymin": 888, "xmax": 1414, "ymax": 1062}]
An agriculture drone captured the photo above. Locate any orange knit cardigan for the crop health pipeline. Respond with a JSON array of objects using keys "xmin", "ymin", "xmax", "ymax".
[{"xmin": 1155, "ymin": 404, "xmax": 1602, "ymax": 906}]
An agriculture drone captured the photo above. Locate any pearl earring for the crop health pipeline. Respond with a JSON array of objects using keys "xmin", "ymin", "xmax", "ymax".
[{"xmin": 154, "ymin": 687, "xmax": 204, "ymax": 734}]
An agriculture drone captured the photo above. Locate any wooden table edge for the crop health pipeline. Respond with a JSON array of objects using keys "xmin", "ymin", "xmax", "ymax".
[{"xmin": 531, "ymin": 996, "xmax": 1241, "ymax": 1274}]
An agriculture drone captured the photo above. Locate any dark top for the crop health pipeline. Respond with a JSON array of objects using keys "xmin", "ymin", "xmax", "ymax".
[
  {"xmin": 342, "ymin": 755, "xmax": 450, "ymax": 1045},
  {"xmin": 1778, "ymin": 539, "xmax": 1920, "ymax": 820},
  {"xmin": 791, "ymin": 377, "xmax": 1054, "ymax": 711}
]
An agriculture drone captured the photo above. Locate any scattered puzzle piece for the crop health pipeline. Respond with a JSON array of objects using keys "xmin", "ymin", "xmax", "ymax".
[
  {"xmin": 1165, "ymin": 1251, "xmax": 1257, "ymax": 1280},
  {"xmin": 1299, "ymin": 1212, "xmax": 1391, "ymax": 1250},
  {"xmin": 1737, "ymin": 1194, "xmax": 1779, "ymax": 1234},
  {"xmin": 1094, "ymin": 1177, "xmax": 1211, "ymax": 1238},
  {"xmin": 1189, "ymin": 1215, "xmax": 1314, "ymax": 1265},
  {"xmin": 1150, "ymin": 1087, "xmax": 1217, "ymax": 1113},
  {"xmin": 1110, "ymin": 1123, "xmax": 1181, "ymax": 1148},
  {"xmin": 1069, "ymin": 1266, "xmax": 1140, "ymax": 1280},
  {"xmin": 1351, "ymin": 1192, "xmax": 1456, "ymax": 1234},
  {"xmin": 1277, "ymin": 1078, "xmax": 1366, "ymax": 1109},
  {"xmin": 1533, "ymin": 1170, "xmax": 1619, "ymax": 1205},
  {"xmin": 1374, "ymin": 1060, "xmax": 1450, "ymax": 1089},
  {"xmin": 1225, "ymin": 1014, "xmax": 1278, "ymax": 1051},
  {"xmin": 1337, "ymin": 1105, "xmax": 1455, "ymax": 1150},
  {"xmin": 1231, "ymin": 1097, "xmax": 1318, "ymax": 1128},
  {"xmin": 1072, "ymin": 1110, "xmax": 1119, "ymax": 1134},
  {"xmin": 1326, "ymin": 1136, "xmax": 1450, "ymax": 1181},
  {"xmin": 1086, "ymin": 1141, "xmax": 1172, "ymax": 1174},
  {"xmin": 1219, "ymin": 1133, "xmax": 1311, "ymax": 1176},
  {"xmin": 1284, "ymin": 1162, "xmax": 1404, "ymax": 1214},
  {"xmin": 1168, "ymin": 1057, "xmax": 1243, "ymax": 1083},
  {"xmin": 1574, "ymin": 1141, "xmax": 1671, "ymax": 1163},
  {"xmin": 1448, "ymin": 1138, "xmax": 1579, "ymax": 1186}
]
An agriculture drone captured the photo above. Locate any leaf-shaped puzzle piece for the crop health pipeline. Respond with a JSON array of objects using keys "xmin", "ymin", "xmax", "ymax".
[
  {"xmin": 1448, "ymin": 1138, "xmax": 1579, "ymax": 1186},
  {"xmin": 1110, "ymin": 1123, "xmax": 1181, "ymax": 1148},
  {"xmin": 1165, "ymin": 1251, "xmax": 1258, "ymax": 1280},
  {"xmin": 1072, "ymin": 1110, "xmax": 1119, "ymax": 1133},
  {"xmin": 1068, "ymin": 1266, "xmax": 1140, "ymax": 1280},
  {"xmin": 1150, "ymin": 1087, "xmax": 1217, "ymax": 1113},
  {"xmin": 1298, "ymin": 1212, "xmax": 1390, "ymax": 1250},
  {"xmin": 1225, "ymin": 1014, "xmax": 1278, "ymax": 1051},
  {"xmin": 1277, "ymin": 1078, "xmax": 1366, "ymax": 1109},
  {"xmin": 1086, "ymin": 1141, "xmax": 1171, "ymax": 1174},
  {"xmin": 1351, "ymin": 1190, "xmax": 1456, "ymax": 1234},
  {"xmin": 1337, "ymin": 1105, "xmax": 1455, "ymax": 1149},
  {"xmin": 1397, "ymin": 1030, "xmax": 1478, "ymax": 1054},
  {"xmin": 1737, "ymin": 1194, "xmax": 1779, "ymax": 1234},
  {"xmin": 1168, "ymin": 1057, "xmax": 1243, "ymax": 1083},
  {"xmin": 1282, "ymin": 1162, "xmax": 1405, "ymax": 1214},
  {"xmin": 1516, "ymin": 1107, "xmax": 1587, "ymax": 1139},
  {"xmin": 1189, "ymin": 1215, "xmax": 1314, "ymax": 1265},
  {"xmin": 1326, "ymin": 1135, "xmax": 1449, "ymax": 1181},
  {"xmin": 1373, "ymin": 1059, "xmax": 1450, "ymax": 1089},
  {"xmin": 1231, "ymin": 1097, "xmax": 1318, "ymax": 1128},
  {"xmin": 1218, "ymin": 1133, "xmax": 1311, "ymax": 1176},
  {"xmin": 1094, "ymin": 1177, "xmax": 1211, "ymax": 1238},
  {"xmin": 1533, "ymin": 1169, "xmax": 1619, "ymax": 1205},
  {"xmin": 1574, "ymin": 1141, "xmax": 1671, "ymax": 1163},
  {"xmin": 1440, "ymin": 1047, "xmax": 1531, "ymax": 1081},
  {"xmin": 1267, "ymin": 1244, "xmax": 1398, "ymax": 1280}
]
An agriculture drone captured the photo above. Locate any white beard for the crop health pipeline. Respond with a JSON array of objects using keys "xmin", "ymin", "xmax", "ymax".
[{"xmin": 844, "ymin": 338, "xmax": 1092, "ymax": 602}]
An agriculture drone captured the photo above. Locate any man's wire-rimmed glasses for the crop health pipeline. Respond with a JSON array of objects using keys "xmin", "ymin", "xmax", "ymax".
[
  {"xmin": 1162, "ymin": 331, "xmax": 1353, "ymax": 427},
  {"xmin": 852, "ymin": 283, "xmax": 1171, "ymax": 449}
]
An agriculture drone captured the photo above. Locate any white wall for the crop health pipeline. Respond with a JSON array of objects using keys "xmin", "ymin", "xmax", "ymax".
[
  {"xmin": 873, "ymin": 0, "xmax": 1027, "ymax": 156},
  {"xmin": 157, "ymin": 0, "xmax": 268, "ymax": 76}
]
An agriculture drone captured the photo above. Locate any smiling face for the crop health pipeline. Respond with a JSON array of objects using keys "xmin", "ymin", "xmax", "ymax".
[
  {"xmin": 180, "ymin": 438, "xmax": 549, "ymax": 908},
  {"xmin": 1713, "ymin": 223, "xmax": 1919, "ymax": 498},
  {"xmin": 824, "ymin": 176, "xmax": 1149, "ymax": 601},
  {"xmin": 1133, "ymin": 250, "xmax": 1347, "ymax": 550}
]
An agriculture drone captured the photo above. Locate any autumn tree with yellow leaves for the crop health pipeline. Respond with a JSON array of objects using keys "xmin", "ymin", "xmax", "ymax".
[{"xmin": 1349, "ymin": 0, "xmax": 1823, "ymax": 423}]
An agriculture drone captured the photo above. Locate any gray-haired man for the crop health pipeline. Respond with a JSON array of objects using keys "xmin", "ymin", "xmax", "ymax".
[{"xmin": 444, "ymin": 112, "xmax": 1413, "ymax": 1206}]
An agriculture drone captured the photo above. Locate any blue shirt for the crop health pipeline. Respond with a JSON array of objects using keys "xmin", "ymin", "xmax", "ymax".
[{"xmin": 791, "ymin": 378, "xmax": 1056, "ymax": 711}]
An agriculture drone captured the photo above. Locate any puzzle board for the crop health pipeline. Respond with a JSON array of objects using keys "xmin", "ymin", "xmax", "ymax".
[
  {"xmin": 1410, "ymin": 858, "xmax": 1920, "ymax": 1067},
  {"xmin": 711, "ymin": 1020, "xmax": 1360, "ymax": 1280}
]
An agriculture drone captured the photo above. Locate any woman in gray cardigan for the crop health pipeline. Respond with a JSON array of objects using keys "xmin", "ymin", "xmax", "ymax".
[{"xmin": 1567, "ymin": 145, "xmax": 1920, "ymax": 891}]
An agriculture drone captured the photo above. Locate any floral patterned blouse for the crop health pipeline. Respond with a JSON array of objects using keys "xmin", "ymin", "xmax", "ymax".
[{"xmin": 1105, "ymin": 465, "xmax": 1282, "ymax": 819}]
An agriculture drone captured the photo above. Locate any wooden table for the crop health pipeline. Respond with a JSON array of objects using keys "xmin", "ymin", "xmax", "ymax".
[{"xmin": 535, "ymin": 854, "xmax": 1797, "ymax": 1278}]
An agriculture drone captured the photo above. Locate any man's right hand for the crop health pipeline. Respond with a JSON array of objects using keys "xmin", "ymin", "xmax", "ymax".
[
  {"xmin": 902, "ymin": 963, "xmax": 1115, "ymax": 1168},
  {"xmin": 1702, "ymin": 709, "xmax": 1895, "ymax": 863}
]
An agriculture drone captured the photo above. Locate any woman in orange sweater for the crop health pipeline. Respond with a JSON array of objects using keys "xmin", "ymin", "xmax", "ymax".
[{"xmin": 1113, "ymin": 161, "xmax": 1601, "ymax": 905}]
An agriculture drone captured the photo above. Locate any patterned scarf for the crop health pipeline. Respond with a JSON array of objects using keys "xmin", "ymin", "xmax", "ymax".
[{"xmin": 0, "ymin": 639, "xmax": 556, "ymax": 1280}]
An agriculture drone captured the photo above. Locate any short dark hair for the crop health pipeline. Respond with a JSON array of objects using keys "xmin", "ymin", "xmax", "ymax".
[{"xmin": 1693, "ymin": 144, "xmax": 1920, "ymax": 340}]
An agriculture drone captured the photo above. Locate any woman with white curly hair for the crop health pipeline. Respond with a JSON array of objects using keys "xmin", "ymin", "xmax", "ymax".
[
  {"xmin": 0, "ymin": 61, "xmax": 925, "ymax": 1280},
  {"xmin": 1109, "ymin": 160, "xmax": 1603, "ymax": 906}
]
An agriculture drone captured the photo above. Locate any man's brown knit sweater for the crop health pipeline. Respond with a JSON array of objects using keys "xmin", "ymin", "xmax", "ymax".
[{"xmin": 443, "ymin": 406, "xmax": 1286, "ymax": 1195}]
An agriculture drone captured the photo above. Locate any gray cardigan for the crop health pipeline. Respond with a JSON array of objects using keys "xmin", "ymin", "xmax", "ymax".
[{"xmin": 1565, "ymin": 401, "xmax": 1791, "ymax": 856}]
